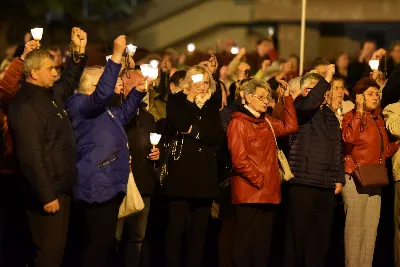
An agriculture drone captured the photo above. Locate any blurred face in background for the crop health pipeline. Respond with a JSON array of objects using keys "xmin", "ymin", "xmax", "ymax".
[
  {"xmin": 49, "ymin": 49, "xmax": 62, "ymax": 68},
  {"xmin": 314, "ymin": 64, "xmax": 329, "ymax": 77},
  {"xmin": 391, "ymin": 44, "xmax": 400, "ymax": 64},
  {"xmin": 336, "ymin": 53, "xmax": 349, "ymax": 70},
  {"xmin": 361, "ymin": 42, "xmax": 377, "ymax": 62},
  {"xmin": 257, "ymin": 40, "xmax": 273, "ymax": 57},
  {"xmin": 219, "ymin": 66, "xmax": 228, "ymax": 81},
  {"xmin": 288, "ymin": 56, "xmax": 299, "ymax": 72},
  {"xmin": 238, "ymin": 62, "xmax": 250, "ymax": 81}
]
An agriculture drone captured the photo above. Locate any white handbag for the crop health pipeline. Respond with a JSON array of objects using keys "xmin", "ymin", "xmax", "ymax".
[
  {"xmin": 116, "ymin": 172, "xmax": 145, "ymax": 241},
  {"xmin": 264, "ymin": 117, "xmax": 294, "ymax": 181}
]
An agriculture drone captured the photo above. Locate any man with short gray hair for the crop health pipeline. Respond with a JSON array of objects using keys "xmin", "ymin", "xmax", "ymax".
[
  {"xmin": 8, "ymin": 27, "xmax": 87, "ymax": 267},
  {"xmin": 284, "ymin": 65, "xmax": 345, "ymax": 267}
]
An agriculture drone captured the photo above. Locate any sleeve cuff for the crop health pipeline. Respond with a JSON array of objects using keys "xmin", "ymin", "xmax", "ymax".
[{"xmin": 189, "ymin": 125, "xmax": 200, "ymax": 140}]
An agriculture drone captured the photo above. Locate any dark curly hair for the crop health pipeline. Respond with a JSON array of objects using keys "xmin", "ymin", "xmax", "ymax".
[{"xmin": 351, "ymin": 77, "xmax": 380, "ymax": 102}]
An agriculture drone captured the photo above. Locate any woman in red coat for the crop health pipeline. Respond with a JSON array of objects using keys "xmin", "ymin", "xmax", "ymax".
[{"xmin": 227, "ymin": 78, "xmax": 298, "ymax": 267}]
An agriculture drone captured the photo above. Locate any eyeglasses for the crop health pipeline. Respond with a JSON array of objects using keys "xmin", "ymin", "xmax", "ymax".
[{"xmin": 252, "ymin": 94, "xmax": 271, "ymax": 102}]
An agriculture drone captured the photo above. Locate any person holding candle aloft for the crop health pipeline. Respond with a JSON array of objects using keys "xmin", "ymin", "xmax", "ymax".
[
  {"xmin": 108, "ymin": 69, "xmax": 162, "ymax": 267},
  {"xmin": 64, "ymin": 35, "xmax": 149, "ymax": 267},
  {"xmin": 7, "ymin": 27, "xmax": 88, "ymax": 267},
  {"xmin": 165, "ymin": 65, "xmax": 223, "ymax": 267}
]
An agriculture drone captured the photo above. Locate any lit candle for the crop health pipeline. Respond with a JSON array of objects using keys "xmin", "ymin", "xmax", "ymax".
[
  {"xmin": 150, "ymin": 60, "xmax": 159, "ymax": 69},
  {"xmin": 150, "ymin": 133, "xmax": 162, "ymax": 149},
  {"xmin": 369, "ymin": 59, "xmax": 379, "ymax": 71},
  {"xmin": 191, "ymin": 74, "xmax": 203, "ymax": 83},
  {"xmin": 31, "ymin": 28, "xmax": 43, "ymax": 41},
  {"xmin": 126, "ymin": 44, "xmax": 137, "ymax": 56}
]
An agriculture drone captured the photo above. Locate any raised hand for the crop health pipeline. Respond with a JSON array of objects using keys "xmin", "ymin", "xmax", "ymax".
[
  {"xmin": 71, "ymin": 27, "xmax": 87, "ymax": 53},
  {"xmin": 136, "ymin": 77, "xmax": 151, "ymax": 93},
  {"xmin": 21, "ymin": 40, "xmax": 39, "ymax": 60},
  {"xmin": 112, "ymin": 35, "xmax": 127, "ymax": 64},
  {"xmin": 43, "ymin": 199, "xmax": 60, "ymax": 214},
  {"xmin": 278, "ymin": 80, "xmax": 290, "ymax": 97},
  {"xmin": 371, "ymin": 48, "xmax": 386, "ymax": 60},
  {"xmin": 324, "ymin": 64, "xmax": 335, "ymax": 83}
]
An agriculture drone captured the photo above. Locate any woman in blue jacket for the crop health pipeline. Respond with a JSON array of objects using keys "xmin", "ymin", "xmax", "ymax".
[{"xmin": 64, "ymin": 35, "xmax": 147, "ymax": 267}]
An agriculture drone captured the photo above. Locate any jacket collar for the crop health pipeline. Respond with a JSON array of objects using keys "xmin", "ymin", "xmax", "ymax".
[
  {"xmin": 232, "ymin": 105, "xmax": 265, "ymax": 123},
  {"xmin": 21, "ymin": 80, "xmax": 53, "ymax": 98}
]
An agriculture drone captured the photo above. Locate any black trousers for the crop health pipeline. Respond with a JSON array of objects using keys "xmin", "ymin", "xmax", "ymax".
[
  {"xmin": 165, "ymin": 198, "xmax": 212, "ymax": 267},
  {"xmin": 233, "ymin": 204, "xmax": 276, "ymax": 267},
  {"xmin": 76, "ymin": 194, "xmax": 123, "ymax": 267},
  {"xmin": 26, "ymin": 194, "xmax": 70, "ymax": 267},
  {"xmin": 283, "ymin": 184, "xmax": 335, "ymax": 267}
]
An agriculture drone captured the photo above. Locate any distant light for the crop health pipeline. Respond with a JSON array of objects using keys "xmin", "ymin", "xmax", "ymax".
[
  {"xmin": 187, "ymin": 43, "xmax": 196, "ymax": 53},
  {"xmin": 231, "ymin": 46, "xmax": 239, "ymax": 55},
  {"xmin": 268, "ymin": 27, "xmax": 275, "ymax": 36}
]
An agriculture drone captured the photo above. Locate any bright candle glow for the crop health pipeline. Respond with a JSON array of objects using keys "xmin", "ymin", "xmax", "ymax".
[
  {"xmin": 231, "ymin": 46, "xmax": 239, "ymax": 55},
  {"xmin": 150, "ymin": 133, "xmax": 162, "ymax": 145},
  {"xmin": 191, "ymin": 74, "xmax": 204, "ymax": 83},
  {"xmin": 126, "ymin": 44, "xmax": 137, "ymax": 55},
  {"xmin": 150, "ymin": 60, "xmax": 159, "ymax": 68},
  {"xmin": 31, "ymin": 28, "xmax": 43, "ymax": 40},
  {"xmin": 187, "ymin": 43, "xmax": 196, "ymax": 53},
  {"xmin": 106, "ymin": 55, "xmax": 112, "ymax": 62},
  {"xmin": 140, "ymin": 64, "xmax": 158, "ymax": 80},
  {"xmin": 369, "ymin": 59, "xmax": 379, "ymax": 70}
]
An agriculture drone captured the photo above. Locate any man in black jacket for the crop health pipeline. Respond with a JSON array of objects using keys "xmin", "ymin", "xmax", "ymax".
[
  {"xmin": 284, "ymin": 65, "xmax": 345, "ymax": 267},
  {"xmin": 8, "ymin": 27, "xmax": 87, "ymax": 267}
]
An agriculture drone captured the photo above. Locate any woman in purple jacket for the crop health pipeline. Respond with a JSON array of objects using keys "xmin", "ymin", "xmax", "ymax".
[{"xmin": 64, "ymin": 35, "xmax": 148, "ymax": 267}]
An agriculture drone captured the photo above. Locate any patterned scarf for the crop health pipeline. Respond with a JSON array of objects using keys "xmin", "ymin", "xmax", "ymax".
[{"xmin": 195, "ymin": 91, "xmax": 212, "ymax": 109}]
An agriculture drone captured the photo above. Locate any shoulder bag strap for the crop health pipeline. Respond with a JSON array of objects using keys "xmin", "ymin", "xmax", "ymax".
[
  {"xmin": 373, "ymin": 117, "xmax": 384, "ymax": 164},
  {"xmin": 264, "ymin": 116, "xmax": 278, "ymax": 149}
]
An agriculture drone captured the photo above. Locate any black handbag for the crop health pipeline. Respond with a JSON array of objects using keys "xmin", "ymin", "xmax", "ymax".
[{"xmin": 155, "ymin": 136, "xmax": 176, "ymax": 186}]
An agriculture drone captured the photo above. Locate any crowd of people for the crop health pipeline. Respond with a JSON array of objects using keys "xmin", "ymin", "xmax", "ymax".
[{"xmin": 1, "ymin": 26, "xmax": 400, "ymax": 267}]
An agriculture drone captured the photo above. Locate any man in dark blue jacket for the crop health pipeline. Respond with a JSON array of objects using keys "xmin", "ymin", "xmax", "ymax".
[
  {"xmin": 284, "ymin": 65, "xmax": 345, "ymax": 267},
  {"xmin": 64, "ymin": 35, "xmax": 147, "ymax": 267}
]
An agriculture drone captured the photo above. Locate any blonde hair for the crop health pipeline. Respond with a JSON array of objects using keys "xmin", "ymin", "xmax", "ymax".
[
  {"xmin": 78, "ymin": 66, "xmax": 104, "ymax": 94},
  {"xmin": 175, "ymin": 65, "xmax": 216, "ymax": 95}
]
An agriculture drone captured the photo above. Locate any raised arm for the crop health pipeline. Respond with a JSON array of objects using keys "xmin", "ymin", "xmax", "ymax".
[
  {"xmin": 228, "ymin": 118, "xmax": 264, "ymax": 189},
  {"xmin": 268, "ymin": 95, "xmax": 298, "ymax": 137},
  {"xmin": 76, "ymin": 35, "xmax": 127, "ymax": 118},
  {"xmin": 295, "ymin": 78, "xmax": 330, "ymax": 112},
  {"xmin": 109, "ymin": 86, "xmax": 145, "ymax": 126},
  {"xmin": 11, "ymin": 104, "xmax": 56, "ymax": 205},
  {"xmin": 0, "ymin": 40, "xmax": 37, "ymax": 104},
  {"xmin": 53, "ymin": 27, "xmax": 88, "ymax": 103}
]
